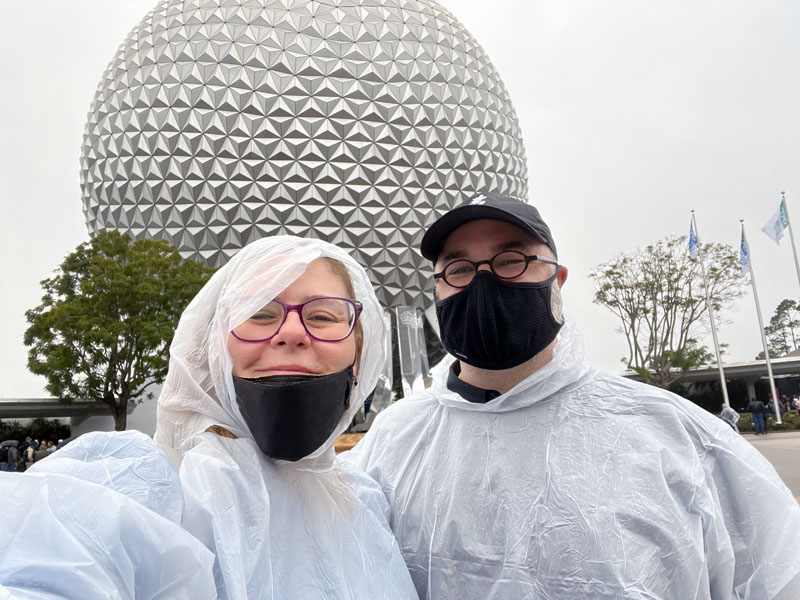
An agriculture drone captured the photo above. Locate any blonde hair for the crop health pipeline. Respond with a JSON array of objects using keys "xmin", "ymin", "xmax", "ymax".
[{"xmin": 321, "ymin": 257, "xmax": 364, "ymax": 368}]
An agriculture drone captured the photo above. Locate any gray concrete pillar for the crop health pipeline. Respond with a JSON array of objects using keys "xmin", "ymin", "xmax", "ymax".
[{"xmin": 747, "ymin": 381, "xmax": 757, "ymax": 403}]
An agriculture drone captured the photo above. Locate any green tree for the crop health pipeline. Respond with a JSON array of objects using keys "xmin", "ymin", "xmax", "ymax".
[
  {"xmin": 26, "ymin": 417, "xmax": 71, "ymax": 443},
  {"xmin": 24, "ymin": 231, "xmax": 215, "ymax": 430},
  {"xmin": 590, "ymin": 235, "xmax": 745, "ymax": 388},
  {"xmin": 755, "ymin": 299, "xmax": 800, "ymax": 359},
  {"xmin": 0, "ymin": 420, "xmax": 29, "ymax": 442}
]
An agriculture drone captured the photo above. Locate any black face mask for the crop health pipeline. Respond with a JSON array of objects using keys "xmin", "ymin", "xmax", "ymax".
[
  {"xmin": 233, "ymin": 366, "xmax": 354, "ymax": 462},
  {"xmin": 435, "ymin": 271, "xmax": 563, "ymax": 370}
]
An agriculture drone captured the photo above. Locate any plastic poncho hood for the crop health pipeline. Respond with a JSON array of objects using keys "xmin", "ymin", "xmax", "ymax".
[
  {"xmin": 153, "ymin": 235, "xmax": 417, "ymax": 600},
  {"xmin": 155, "ymin": 235, "xmax": 385, "ymax": 468}
]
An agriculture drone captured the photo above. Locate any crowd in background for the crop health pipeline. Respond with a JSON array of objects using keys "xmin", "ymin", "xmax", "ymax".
[{"xmin": 0, "ymin": 436, "xmax": 65, "ymax": 472}]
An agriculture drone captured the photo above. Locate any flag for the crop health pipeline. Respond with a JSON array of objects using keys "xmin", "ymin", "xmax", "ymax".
[
  {"xmin": 762, "ymin": 198, "xmax": 789, "ymax": 244},
  {"xmin": 739, "ymin": 231, "xmax": 751, "ymax": 277},
  {"xmin": 688, "ymin": 221, "xmax": 699, "ymax": 259}
]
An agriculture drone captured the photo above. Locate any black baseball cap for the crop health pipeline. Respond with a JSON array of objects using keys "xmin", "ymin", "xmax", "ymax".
[{"xmin": 420, "ymin": 192, "xmax": 557, "ymax": 261}]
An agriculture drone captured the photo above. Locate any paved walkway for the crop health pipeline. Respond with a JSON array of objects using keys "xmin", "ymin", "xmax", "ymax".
[{"xmin": 742, "ymin": 431, "xmax": 800, "ymax": 502}]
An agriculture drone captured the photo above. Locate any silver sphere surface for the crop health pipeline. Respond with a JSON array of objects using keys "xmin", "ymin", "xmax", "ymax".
[{"xmin": 80, "ymin": 0, "xmax": 528, "ymax": 307}]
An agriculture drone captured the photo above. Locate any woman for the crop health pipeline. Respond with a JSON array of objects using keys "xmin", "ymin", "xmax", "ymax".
[
  {"xmin": 0, "ymin": 236, "xmax": 414, "ymax": 600},
  {"xmin": 154, "ymin": 235, "xmax": 417, "ymax": 599}
]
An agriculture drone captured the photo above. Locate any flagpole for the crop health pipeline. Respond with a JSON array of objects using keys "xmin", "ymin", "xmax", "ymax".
[
  {"xmin": 780, "ymin": 191, "xmax": 800, "ymax": 292},
  {"xmin": 741, "ymin": 221, "xmax": 782, "ymax": 423},
  {"xmin": 691, "ymin": 210, "xmax": 730, "ymax": 407}
]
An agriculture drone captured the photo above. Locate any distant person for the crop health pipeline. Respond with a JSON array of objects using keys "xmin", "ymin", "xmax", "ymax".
[
  {"xmin": 24, "ymin": 441, "xmax": 36, "ymax": 469},
  {"xmin": 34, "ymin": 441, "xmax": 49, "ymax": 463},
  {"xmin": 349, "ymin": 192, "xmax": 800, "ymax": 598},
  {"xmin": 748, "ymin": 397, "xmax": 767, "ymax": 435},
  {"xmin": 0, "ymin": 444, "xmax": 16, "ymax": 472},
  {"xmin": 6, "ymin": 444, "xmax": 18, "ymax": 472},
  {"xmin": 19, "ymin": 436, "xmax": 32, "ymax": 455},
  {"xmin": 720, "ymin": 405, "xmax": 740, "ymax": 433}
]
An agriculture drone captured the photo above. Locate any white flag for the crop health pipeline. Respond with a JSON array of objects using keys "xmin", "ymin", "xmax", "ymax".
[
  {"xmin": 688, "ymin": 221, "xmax": 699, "ymax": 259},
  {"xmin": 739, "ymin": 231, "xmax": 751, "ymax": 278},
  {"xmin": 761, "ymin": 198, "xmax": 789, "ymax": 244}
]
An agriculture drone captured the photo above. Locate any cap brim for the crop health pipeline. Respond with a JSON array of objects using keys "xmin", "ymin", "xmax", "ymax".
[{"xmin": 420, "ymin": 205, "xmax": 541, "ymax": 261}]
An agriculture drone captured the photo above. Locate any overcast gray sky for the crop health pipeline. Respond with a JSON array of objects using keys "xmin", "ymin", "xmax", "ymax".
[{"xmin": 1, "ymin": 1, "xmax": 799, "ymax": 397}]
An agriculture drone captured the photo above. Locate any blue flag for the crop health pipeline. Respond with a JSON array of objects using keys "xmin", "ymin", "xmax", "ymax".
[
  {"xmin": 739, "ymin": 231, "xmax": 751, "ymax": 277},
  {"xmin": 688, "ymin": 221, "xmax": 699, "ymax": 259}
]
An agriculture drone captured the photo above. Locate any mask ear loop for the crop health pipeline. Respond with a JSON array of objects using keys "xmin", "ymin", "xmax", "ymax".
[
  {"xmin": 350, "ymin": 342, "xmax": 359, "ymax": 387},
  {"xmin": 342, "ymin": 364, "xmax": 355, "ymax": 409}
]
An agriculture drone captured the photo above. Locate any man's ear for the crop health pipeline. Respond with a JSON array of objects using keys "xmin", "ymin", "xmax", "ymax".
[{"xmin": 557, "ymin": 265, "xmax": 568, "ymax": 288}]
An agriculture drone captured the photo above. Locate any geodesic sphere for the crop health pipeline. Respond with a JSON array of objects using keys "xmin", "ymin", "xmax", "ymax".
[{"xmin": 80, "ymin": 0, "xmax": 528, "ymax": 307}]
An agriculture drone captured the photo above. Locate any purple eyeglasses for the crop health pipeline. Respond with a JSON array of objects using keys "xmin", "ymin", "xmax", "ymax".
[{"xmin": 231, "ymin": 297, "xmax": 362, "ymax": 343}]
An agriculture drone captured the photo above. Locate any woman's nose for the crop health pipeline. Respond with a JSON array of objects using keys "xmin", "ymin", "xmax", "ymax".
[{"xmin": 270, "ymin": 310, "xmax": 310, "ymax": 346}]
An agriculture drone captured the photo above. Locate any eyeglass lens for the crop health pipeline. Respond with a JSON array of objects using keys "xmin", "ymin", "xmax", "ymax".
[
  {"xmin": 443, "ymin": 251, "xmax": 531, "ymax": 287},
  {"xmin": 232, "ymin": 298, "xmax": 357, "ymax": 342}
]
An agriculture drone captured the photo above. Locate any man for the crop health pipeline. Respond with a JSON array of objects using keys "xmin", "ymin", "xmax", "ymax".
[
  {"xmin": 5, "ymin": 444, "xmax": 18, "ymax": 473},
  {"xmin": 347, "ymin": 192, "xmax": 800, "ymax": 599},
  {"xmin": 34, "ymin": 440, "xmax": 49, "ymax": 463},
  {"xmin": 0, "ymin": 445, "xmax": 8, "ymax": 472},
  {"xmin": 748, "ymin": 396, "xmax": 767, "ymax": 435}
]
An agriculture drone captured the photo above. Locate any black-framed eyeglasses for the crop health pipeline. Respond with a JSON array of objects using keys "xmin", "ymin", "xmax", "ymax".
[
  {"xmin": 230, "ymin": 297, "xmax": 363, "ymax": 343},
  {"xmin": 434, "ymin": 251, "xmax": 558, "ymax": 288}
]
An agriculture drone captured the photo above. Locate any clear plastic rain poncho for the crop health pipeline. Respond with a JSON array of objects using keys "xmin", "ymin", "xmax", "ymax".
[
  {"xmin": 346, "ymin": 318, "xmax": 800, "ymax": 599},
  {"xmin": 0, "ymin": 431, "xmax": 216, "ymax": 600},
  {"xmin": 154, "ymin": 235, "xmax": 417, "ymax": 599}
]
